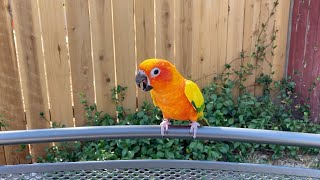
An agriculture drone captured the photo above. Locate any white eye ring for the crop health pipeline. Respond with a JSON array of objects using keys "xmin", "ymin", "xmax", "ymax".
[{"xmin": 150, "ymin": 67, "xmax": 160, "ymax": 77}]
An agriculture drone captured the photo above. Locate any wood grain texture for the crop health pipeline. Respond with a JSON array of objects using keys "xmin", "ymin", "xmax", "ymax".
[
  {"xmin": 135, "ymin": 0, "xmax": 155, "ymax": 106},
  {"xmin": 38, "ymin": 0, "xmax": 74, "ymax": 127},
  {"xmin": 0, "ymin": 0, "xmax": 31, "ymax": 165},
  {"xmin": 300, "ymin": 0, "xmax": 317, "ymax": 99},
  {"xmin": 288, "ymin": 0, "xmax": 308, "ymax": 95},
  {"xmin": 11, "ymin": 0, "xmax": 51, "ymax": 162},
  {"xmin": 66, "ymin": 0, "xmax": 94, "ymax": 126},
  {"xmin": 287, "ymin": 0, "xmax": 320, "ymax": 122},
  {"xmin": 226, "ymin": 0, "xmax": 245, "ymax": 97},
  {"xmin": 311, "ymin": 6, "xmax": 320, "ymax": 122},
  {"xmin": 89, "ymin": 0, "xmax": 116, "ymax": 116},
  {"xmin": 307, "ymin": 0, "xmax": 320, "ymax": 122},
  {"xmin": 0, "ymin": 147, "xmax": 5, "ymax": 165},
  {"xmin": 272, "ymin": 0, "xmax": 290, "ymax": 81},
  {"xmin": 155, "ymin": 0, "xmax": 174, "ymax": 62},
  {"xmin": 191, "ymin": 0, "xmax": 213, "ymax": 88},
  {"xmin": 113, "ymin": 0, "xmax": 137, "ymax": 111},
  {"xmin": 254, "ymin": 0, "xmax": 275, "ymax": 96},
  {"xmin": 175, "ymin": 0, "xmax": 192, "ymax": 79},
  {"xmin": 287, "ymin": 0, "xmax": 300, "ymax": 78},
  {"xmin": 212, "ymin": 0, "xmax": 229, "ymax": 76},
  {"xmin": 242, "ymin": 0, "xmax": 261, "ymax": 94}
]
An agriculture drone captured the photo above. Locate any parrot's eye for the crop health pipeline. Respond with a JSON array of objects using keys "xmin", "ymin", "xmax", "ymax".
[{"xmin": 150, "ymin": 68, "xmax": 160, "ymax": 77}]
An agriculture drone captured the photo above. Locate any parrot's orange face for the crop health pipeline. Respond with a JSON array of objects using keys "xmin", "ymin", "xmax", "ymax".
[{"xmin": 136, "ymin": 59, "xmax": 180, "ymax": 92}]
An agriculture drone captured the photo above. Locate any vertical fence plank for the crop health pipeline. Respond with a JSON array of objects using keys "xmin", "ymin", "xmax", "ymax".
[
  {"xmin": 38, "ymin": 0, "xmax": 74, "ymax": 127},
  {"xmin": 155, "ymin": 0, "xmax": 174, "ymax": 62},
  {"xmin": 0, "ymin": 148, "xmax": 5, "ymax": 165},
  {"xmin": 288, "ymin": 0, "xmax": 308, "ymax": 95},
  {"xmin": 191, "ymin": 0, "xmax": 212, "ymax": 88},
  {"xmin": 254, "ymin": 0, "xmax": 275, "ymax": 96},
  {"xmin": 11, "ymin": 0, "xmax": 51, "ymax": 162},
  {"xmin": 287, "ymin": 0, "xmax": 299, "ymax": 78},
  {"xmin": 113, "ymin": 0, "xmax": 137, "ymax": 111},
  {"xmin": 0, "ymin": 0, "xmax": 31, "ymax": 165},
  {"xmin": 272, "ymin": 0, "xmax": 290, "ymax": 82},
  {"xmin": 226, "ymin": 0, "xmax": 245, "ymax": 97},
  {"xmin": 262, "ymin": 0, "xmax": 276, "ymax": 76},
  {"xmin": 287, "ymin": 0, "xmax": 320, "ymax": 122},
  {"xmin": 66, "ymin": 0, "xmax": 94, "ymax": 126},
  {"xmin": 298, "ymin": 0, "xmax": 316, "ymax": 100},
  {"xmin": 175, "ymin": 0, "xmax": 192, "ymax": 79},
  {"xmin": 0, "ymin": 0, "xmax": 9, "ymax": 165},
  {"xmin": 242, "ymin": 0, "xmax": 261, "ymax": 94},
  {"xmin": 89, "ymin": 0, "xmax": 116, "ymax": 116},
  {"xmin": 304, "ymin": 0, "xmax": 320, "ymax": 122},
  {"xmin": 135, "ymin": 0, "xmax": 155, "ymax": 106},
  {"xmin": 311, "ymin": 0, "xmax": 320, "ymax": 122},
  {"xmin": 211, "ymin": 0, "xmax": 229, "ymax": 81}
]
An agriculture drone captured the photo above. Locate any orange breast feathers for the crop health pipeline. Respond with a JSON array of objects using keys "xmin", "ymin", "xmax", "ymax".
[{"xmin": 150, "ymin": 81, "xmax": 199, "ymax": 121}]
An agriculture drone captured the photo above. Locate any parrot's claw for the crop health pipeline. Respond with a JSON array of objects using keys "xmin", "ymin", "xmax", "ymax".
[
  {"xmin": 190, "ymin": 122, "xmax": 200, "ymax": 139},
  {"xmin": 160, "ymin": 119, "xmax": 171, "ymax": 136}
]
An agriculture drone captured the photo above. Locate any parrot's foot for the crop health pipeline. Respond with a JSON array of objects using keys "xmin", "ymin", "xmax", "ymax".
[
  {"xmin": 160, "ymin": 119, "xmax": 171, "ymax": 136},
  {"xmin": 189, "ymin": 122, "xmax": 200, "ymax": 139}
]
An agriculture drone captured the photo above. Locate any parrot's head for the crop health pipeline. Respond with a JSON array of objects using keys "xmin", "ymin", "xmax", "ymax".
[{"xmin": 135, "ymin": 58, "xmax": 182, "ymax": 92}]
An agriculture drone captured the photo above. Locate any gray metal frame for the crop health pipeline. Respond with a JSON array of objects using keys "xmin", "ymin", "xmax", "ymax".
[
  {"xmin": 0, "ymin": 126, "xmax": 319, "ymax": 178},
  {"xmin": 0, "ymin": 125, "xmax": 320, "ymax": 147},
  {"xmin": 1, "ymin": 160, "xmax": 320, "ymax": 178}
]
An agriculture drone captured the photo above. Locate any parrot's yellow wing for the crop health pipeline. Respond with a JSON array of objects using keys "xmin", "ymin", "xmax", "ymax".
[
  {"xmin": 150, "ymin": 90, "xmax": 158, "ymax": 107},
  {"xmin": 184, "ymin": 80, "xmax": 205, "ymax": 115}
]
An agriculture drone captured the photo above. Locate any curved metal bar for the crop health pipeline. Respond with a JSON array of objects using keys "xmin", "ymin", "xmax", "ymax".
[
  {"xmin": 0, "ymin": 125, "xmax": 319, "ymax": 147},
  {"xmin": 0, "ymin": 160, "xmax": 319, "ymax": 177}
]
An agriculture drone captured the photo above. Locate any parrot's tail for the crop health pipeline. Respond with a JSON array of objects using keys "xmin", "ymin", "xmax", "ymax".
[{"xmin": 198, "ymin": 117, "xmax": 210, "ymax": 126}]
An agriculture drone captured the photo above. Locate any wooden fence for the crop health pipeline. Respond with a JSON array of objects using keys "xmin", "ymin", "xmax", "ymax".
[
  {"xmin": 288, "ymin": 0, "xmax": 320, "ymax": 123},
  {"xmin": 0, "ymin": 0, "xmax": 290, "ymax": 165}
]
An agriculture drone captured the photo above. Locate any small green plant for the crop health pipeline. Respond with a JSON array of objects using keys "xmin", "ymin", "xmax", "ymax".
[{"xmin": 0, "ymin": 114, "xmax": 8, "ymax": 130}]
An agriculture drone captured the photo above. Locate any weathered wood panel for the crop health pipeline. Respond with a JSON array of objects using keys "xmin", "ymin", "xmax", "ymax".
[
  {"xmin": 211, "ymin": 0, "xmax": 229, "ymax": 77},
  {"xmin": 175, "ymin": 0, "xmax": 193, "ymax": 79},
  {"xmin": 155, "ymin": 0, "xmax": 174, "ymax": 62},
  {"xmin": 11, "ymin": 0, "xmax": 51, "ymax": 162},
  {"xmin": 38, "ymin": 0, "xmax": 74, "ymax": 127},
  {"xmin": 89, "ymin": 0, "xmax": 116, "ymax": 116},
  {"xmin": 113, "ymin": 0, "xmax": 137, "ymax": 111},
  {"xmin": 226, "ymin": 0, "xmax": 245, "ymax": 97},
  {"xmin": 272, "ymin": 0, "xmax": 291, "ymax": 81},
  {"xmin": 288, "ymin": 0, "xmax": 320, "ymax": 122},
  {"xmin": 255, "ymin": 0, "xmax": 275, "ymax": 96},
  {"xmin": 66, "ymin": 0, "xmax": 94, "ymax": 126},
  {"xmin": 191, "ymin": 0, "xmax": 213, "ymax": 88},
  {"xmin": 0, "ymin": 0, "xmax": 31, "ymax": 165},
  {"xmin": 242, "ymin": 0, "xmax": 261, "ymax": 94},
  {"xmin": 135, "ymin": 0, "xmax": 155, "ymax": 107}
]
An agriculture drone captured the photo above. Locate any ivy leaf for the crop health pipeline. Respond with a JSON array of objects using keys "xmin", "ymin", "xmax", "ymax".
[
  {"xmin": 156, "ymin": 151, "xmax": 164, "ymax": 158},
  {"xmin": 121, "ymin": 148, "xmax": 128, "ymax": 157},
  {"xmin": 166, "ymin": 152, "xmax": 175, "ymax": 159}
]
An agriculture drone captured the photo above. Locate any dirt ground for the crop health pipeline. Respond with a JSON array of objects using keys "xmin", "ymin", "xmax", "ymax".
[{"xmin": 247, "ymin": 151, "xmax": 320, "ymax": 169}]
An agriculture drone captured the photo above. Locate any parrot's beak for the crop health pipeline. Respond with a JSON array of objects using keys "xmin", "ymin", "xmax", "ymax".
[{"xmin": 135, "ymin": 70, "xmax": 153, "ymax": 91}]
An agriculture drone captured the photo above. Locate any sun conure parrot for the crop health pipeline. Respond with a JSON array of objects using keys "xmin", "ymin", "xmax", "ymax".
[{"xmin": 135, "ymin": 58, "xmax": 209, "ymax": 138}]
